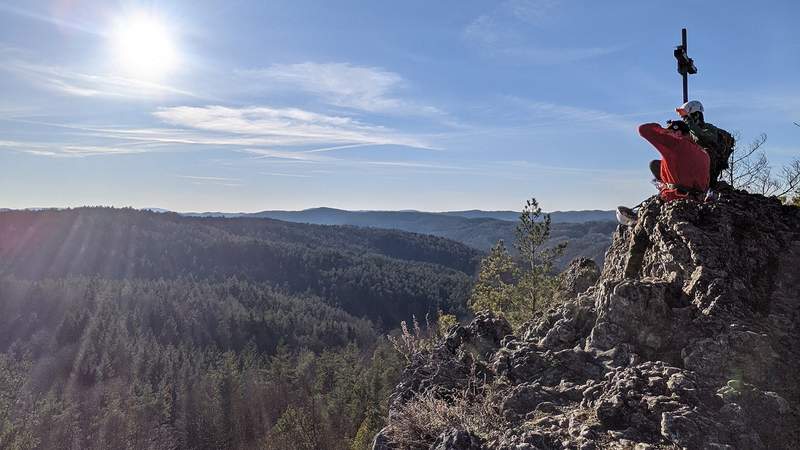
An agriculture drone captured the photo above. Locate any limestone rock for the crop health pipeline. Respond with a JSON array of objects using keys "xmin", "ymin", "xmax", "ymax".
[
  {"xmin": 431, "ymin": 429, "xmax": 485, "ymax": 450},
  {"xmin": 382, "ymin": 189, "xmax": 800, "ymax": 449}
]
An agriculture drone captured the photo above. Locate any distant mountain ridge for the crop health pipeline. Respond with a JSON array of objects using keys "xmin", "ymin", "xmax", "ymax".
[
  {"xmin": 4, "ymin": 206, "xmax": 616, "ymax": 268},
  {"xmin": 8, "ymin": 206, "xmax": 614, "ymax": 224},
  {"xmin": 177, "ymin": 207, "xmax": 617, "ymax": 268},
  {"xmin": 440, "ymin": 209, "xmax": 615, "ymax": 223},
  {"xmin": 180, "ymin": 207, "xmax": 615, "ymax": 224}
]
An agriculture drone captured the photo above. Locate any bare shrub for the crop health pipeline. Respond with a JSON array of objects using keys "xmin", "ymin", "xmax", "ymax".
[
  {"xmin": 384, "ymin": 380, "xmax": 505, "ymax": 449},
  {"xmin": 724, "ymin": 133, "xmax": 800, "ymax": 198},
  {"xmin": 387, "ymin": 315, "xmax": 436, "ymax": 364}
]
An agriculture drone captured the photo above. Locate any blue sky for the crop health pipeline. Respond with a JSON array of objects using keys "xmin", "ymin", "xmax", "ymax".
[{"xmin": 1, "ymin": 0, "xmax": 798, "ymax": 212}]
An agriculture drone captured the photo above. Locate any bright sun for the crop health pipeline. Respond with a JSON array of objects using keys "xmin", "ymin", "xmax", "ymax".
[{"xmin": 111, "ymin": 12, "xmax": 179, "ymax": 79}]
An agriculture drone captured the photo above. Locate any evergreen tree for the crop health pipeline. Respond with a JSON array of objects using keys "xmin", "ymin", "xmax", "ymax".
[
  {"xmin": 469, "ymin": 197, "xmax": 566, "ymax": 329},
  {"xmin": 468, "ymin": 241, "xmax": 520, "ymax": 322}
]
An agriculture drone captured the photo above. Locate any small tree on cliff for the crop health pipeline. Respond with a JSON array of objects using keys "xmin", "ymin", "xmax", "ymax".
[
  {"xmin": 469, "ymin": 240, "xmax": 520, "ymax": 322},
  {"xmin": 468, "ymin": 198, "xmax": 566, "ymax": 329}
]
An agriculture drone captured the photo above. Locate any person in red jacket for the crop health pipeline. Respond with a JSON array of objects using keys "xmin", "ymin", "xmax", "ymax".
[
  {"xmin": 616, "ymin": 120, "xmax": 710, "ymax": 225},
  {"xmin": 640, "ymin": 120, "xmax": 710, "ymax": 201}
]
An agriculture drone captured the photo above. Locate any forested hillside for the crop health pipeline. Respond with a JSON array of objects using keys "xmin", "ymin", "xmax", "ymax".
[
  {"xmin": 0, "ymin": 208, "xmax": 479, "ymax": 325},
  {"xmin": 183, "ymin": 208, "xmax": 617, "ymax": 268},
  {"xmin": 0, "ymin": 208, "xmax": 478, "ymax": 449}
]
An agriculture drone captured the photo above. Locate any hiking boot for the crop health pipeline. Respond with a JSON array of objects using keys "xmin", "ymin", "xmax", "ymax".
[{"xmin": 616, "ymin": 206, "xmax": 637, "ymax": 226}]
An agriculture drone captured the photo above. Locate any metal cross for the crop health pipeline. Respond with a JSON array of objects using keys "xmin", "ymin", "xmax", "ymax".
[{"xmin": 674, "ymin": 28, "xmax": 697, "ymax": 103}]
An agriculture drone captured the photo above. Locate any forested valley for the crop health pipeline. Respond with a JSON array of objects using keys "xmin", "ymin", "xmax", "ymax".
[{"xmin": 0, "ymin": 208, "xmax": 481, "ymax": 449}]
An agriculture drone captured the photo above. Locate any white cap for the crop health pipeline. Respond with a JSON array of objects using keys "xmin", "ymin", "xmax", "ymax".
[{"xmin": 676, "ymin": 100, "xmax": 704, "ymax": 116}]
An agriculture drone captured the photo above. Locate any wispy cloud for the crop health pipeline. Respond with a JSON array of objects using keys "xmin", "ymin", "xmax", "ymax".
[
  {"xmin": 153, "ymin": 105, "xmax": 435, "ymax": 148},
  {"xmin": 239, "ymin": 148, "xmax": 333, "ymax": 162},
  {"xmin": 463, "ymin": 0, "xmax": 622, "ymax": 64},
  {"xmin": 694, "ymin": 89, "xmax": 800, "ymax": 118},
  {"xmin": 259, "ymin": 172, "xmax": 313, "ymax": 178},
  {"xmin": 500, "ymin": 97, "xmax": 653, "ymax": 133},
  {"xmin": 177, "ymin": 175, "xmax": 243, "ymax": 187},
  {"xmin": 359, "ymin": 160, "xmax": 466, "ymax": 170},
  {"xmin": 237, "ymin": 62, "xmax": 442, "ymax": 115},
  {"xmin": 2, "ymin": 107, "xmax": 437, "ymax": 162},
  {"xmin": 303, "ymin": 143, "xmax": 380, "ymax": 153},
  {"xmin": 0, "ymin": 139, "xmax": 150, "ymax": 157},
  {"xmin": 0, "ymin": 3, "xmax": 102, "ymax": 35},
  {"xmin": 2, "ymin": 58, "xmax": 202, "ymax": 99},
  {"xmin": 501, "ymin": 0, "xmax": 559, "ymax": 24}
]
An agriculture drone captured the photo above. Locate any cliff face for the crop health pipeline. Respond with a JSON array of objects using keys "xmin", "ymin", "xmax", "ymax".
[{"xmin": 379, "ymin": 190, "xmax": 800, "ymax": 450}]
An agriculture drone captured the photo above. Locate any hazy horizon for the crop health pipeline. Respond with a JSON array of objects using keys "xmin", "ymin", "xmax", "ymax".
[{"xmin": 1, "ymin": 204, "xmax": 615, "ymax": 214}]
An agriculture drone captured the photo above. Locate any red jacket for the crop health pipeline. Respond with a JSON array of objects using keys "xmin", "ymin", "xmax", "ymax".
[{"xmin": 639, "ymin": 123, "xmax": 710, "ymax": 202}]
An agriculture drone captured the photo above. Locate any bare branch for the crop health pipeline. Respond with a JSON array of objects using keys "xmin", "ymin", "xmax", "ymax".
[
  {"xmin": 730, "ymin": 133, "xmax": 766, "ymax": 165},
  {"xmin": 721, "ymin": 132, "xmax": 799, "ymax": 199},
  {"xmin": 773, "ymin": 160, "xmax": 800, "ymax": 198}
]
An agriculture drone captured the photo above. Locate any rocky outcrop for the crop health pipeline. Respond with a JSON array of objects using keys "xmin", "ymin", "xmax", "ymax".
[{"xmin": 380, "ymin": 189, "xmax": 800, "ymax": 449}]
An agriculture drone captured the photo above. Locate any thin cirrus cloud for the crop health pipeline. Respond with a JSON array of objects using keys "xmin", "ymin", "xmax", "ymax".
[
  {"xmin": 176, "ymin": 175, "xmax": 243, "ymax": 187},
  {"xmin": 472, "ymin": 96, "xmax": 656, "ymax": 135},
  {"xmin": 0, "ymin": 139, "xmax": 150, "ymax": 157},
  {"xmin": 2, "ymin": 104, "xmax": 437, "ymax": 161},
  {"xmin": 5, "ymin": 97, "xmax": 639, "ymax": 161},
  {"xmin": 2, "ymin": 43, "xmax": 440, "ymax": 159},
  {"xmin": 237, "ymin": 62, "xmax": 443, "ymax": 115},
  {"xmin": 0, "ymin": 3, "xmax": 102, "ymax": 36},
  {"xmin": 259, "ymin": 172, "xmax": 313, "ymax": 178},
  {"xmin": 32, "ymin": 63, "xmax": 198, "ymax": 99},
  {"xmin": 500, "ymin": 0, "xmax": 559, "ymax": 24},
  {"xmin": 516, "ymin": 99, "xmax": 642, "ymax": 131},
  {"xmin": 152, "ymin": 105, "xmax": 436, "ymax": 149},
  {"xmin": 238, "ymin": 148, "xmax": 332, "ymax": 162},
  {"xmin": 1, "ymin": 50, "xmax": 202, "ymax": 100},
  {"xmin": 463, "ymin": 0, "xmax": 621, "ymax": 64}
]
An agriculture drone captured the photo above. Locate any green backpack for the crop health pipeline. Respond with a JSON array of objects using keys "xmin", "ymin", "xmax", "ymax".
[
  {"xmin": 713, "ymin": 126, "xmax": 735, "ymax": 171},
  {"xmin": 695, "ymin": 122, "xmax": 735, "ymax": 171}
]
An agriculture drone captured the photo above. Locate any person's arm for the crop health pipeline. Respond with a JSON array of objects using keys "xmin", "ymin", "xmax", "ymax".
[
  {"xmin": 638, "ymin": 123, "xmax": 679, "ymax": 156},
  {"xmin": 683, "ymin": 115, "xmax": 718, "ymax": 146}
]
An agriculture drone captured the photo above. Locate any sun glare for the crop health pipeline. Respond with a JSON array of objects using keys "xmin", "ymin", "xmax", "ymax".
[{"xmin": 110, "ymin": 12, "xmax": 179, "ymax": 79}]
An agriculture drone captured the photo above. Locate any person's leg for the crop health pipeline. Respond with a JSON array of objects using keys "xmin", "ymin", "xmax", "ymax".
[
  {"xmin": 649, "ymin": 160, "xmax": 662, "ymax": 181},
  {"xmin": 616, "ymin": 206, "xmax": 637, "ymax": 225}
]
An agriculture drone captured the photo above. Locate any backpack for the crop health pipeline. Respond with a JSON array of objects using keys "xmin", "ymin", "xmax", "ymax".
[
  {"xmin": 714, "ymin": 127, "xmax": 735, "ymax": 171},
  {"xmin": 695, "ymin": 122, "xmax": 734, "ymax": 170}
]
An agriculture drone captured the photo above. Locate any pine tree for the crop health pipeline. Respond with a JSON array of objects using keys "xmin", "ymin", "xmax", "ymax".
[
  {"xmin": 514, "ymin": 198, "xmax": 566, "ymax": 316},
  {"xmin": 468, "ymin": 240, "xmax": 520, "ymax": 322},
  {"xmin": 469, "ymin": 197, "xmax": 566, "ymax": 329}
]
